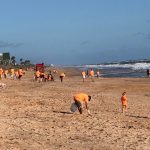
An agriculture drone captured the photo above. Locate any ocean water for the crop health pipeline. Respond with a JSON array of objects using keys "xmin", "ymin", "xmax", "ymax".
[{"xmin": 73, "ymin": 59, "xmax": 150, "ymax": 78}]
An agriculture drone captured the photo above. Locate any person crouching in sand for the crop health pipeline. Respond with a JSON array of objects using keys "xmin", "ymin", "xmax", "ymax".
[
  {"xmin": 74, "ymin": 93, "xmax": 92, "ymax": 115},
  {"xmin": 121, "ymin": 92, "xmax": 127, "ymax": 114}
]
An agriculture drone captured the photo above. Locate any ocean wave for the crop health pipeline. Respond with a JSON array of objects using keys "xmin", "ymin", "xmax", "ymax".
[{"xmin": 84, "ymin": 62, "xmax": 150, "ymax": 70}]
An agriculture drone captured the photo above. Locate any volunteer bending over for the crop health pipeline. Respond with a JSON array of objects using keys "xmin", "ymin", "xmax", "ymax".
[{"xmin": 74, "ymin": 93, "xmax": 92, "ymax": 115}]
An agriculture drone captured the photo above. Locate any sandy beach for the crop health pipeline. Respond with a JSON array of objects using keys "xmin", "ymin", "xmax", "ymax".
[{"xmin": 0, "ymin": 68, "xmax": 150, "ymax": 150}]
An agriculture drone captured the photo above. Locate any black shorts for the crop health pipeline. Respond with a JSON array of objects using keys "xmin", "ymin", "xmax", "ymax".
[
  {"xmin": 74, "ymin": 100, "xmax": 82, "ymax": 109},
  {"xmin": 19, "ymin": 75, "xmax": 22, "ymax": 78}
]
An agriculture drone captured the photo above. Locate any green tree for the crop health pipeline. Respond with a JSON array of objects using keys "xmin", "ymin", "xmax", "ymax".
[
  {"xmin": 11, "ymin": 56, "xmax": 16, "ymax": 66},
  {"xmin": 2, "ymin": 52, "xmax": 10, "ymax": 65},
  {"xmin": 24, "ymin": 60, "xmax": 31, "ymax": 66},
  {"xmin": 20, "ymin": 58, "xmax": 23, "ymax": 64}
]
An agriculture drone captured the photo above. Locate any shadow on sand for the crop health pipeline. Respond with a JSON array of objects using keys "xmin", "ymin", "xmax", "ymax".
[
  {"xmin": 53, "ymin": 110, "xmax": 73, "ymax": 114},
  {"xmin": 126, "ymin": 114, "xmax": 150, "ymax": 119}
]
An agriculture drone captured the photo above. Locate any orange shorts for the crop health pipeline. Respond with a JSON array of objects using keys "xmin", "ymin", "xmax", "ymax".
[{"xmin": 122, "ymin": 101, "xmax": 127, "ymax": 106}]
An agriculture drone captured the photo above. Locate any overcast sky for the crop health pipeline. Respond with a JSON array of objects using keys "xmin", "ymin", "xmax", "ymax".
[{"xmin": 0, "ymin": 0, "xmax": 150, "ymax": 65}]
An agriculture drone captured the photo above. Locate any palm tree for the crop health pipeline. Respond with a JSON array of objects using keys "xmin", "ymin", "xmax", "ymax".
[
  {"xmin": 11, "ymin": 56, "xmax": 16, "ymax": 66},
  {"xmin": 20, "ymin": 58, "xmax": 23, "ymax": 65}
]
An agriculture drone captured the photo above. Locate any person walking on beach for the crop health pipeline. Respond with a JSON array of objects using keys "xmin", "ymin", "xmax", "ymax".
[
  {"xmin": 18, "ymin": 68, "xmax": 23, "ymax": 80},
  {"xmin": 86, "ymin": 70, "xmax": 89, "ymax": 77},
  {"xmin": 81, "ymin": 70, "xmax": 86, "ymax": 82},
  {"xmin": 59, "ymin": 72, "xmax": 65, "ymax": 82},
  {"xmin": 89, "ymin": 69, "xmax": 95, "ymax": 82},
  {"xmin": 121, "ymin": 92, "xmax": 127, "ymax": 114},
  {"xmin": 0, "ymin": 68, "xmax": 3, "ymax": 79},
  {"xmin": 4, "ymin": 69, "xmax": 8, "ymax": 79},
  {"xmin": 73, "ymin": 93, "xmax": 92, "ymax": 115},
  {"xmin": 35, "ymin": 70, "xmax": 40, "ymax": 82},
  {"xmin": 147, "ymin": 69, "xmax": 150, "ymax": 77},
  {"xmin": 10, "ymin": 68, "xmax": 15, "ymax": 79},
  {"xmin": 96, "ymin": 70, "xmax": 100, "ymax": 78},
  {"xmin": 15, "ymin": 70, "xmax": 19, "ymax": 79}
]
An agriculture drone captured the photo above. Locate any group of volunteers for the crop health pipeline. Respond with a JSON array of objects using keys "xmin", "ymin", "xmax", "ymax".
[
  {"xmin": 81, "ymin": 69, "xmax": 101, "ymax": 82},
  {"xmin": 0, "ymin": 67, "xmax": 25, "ymax": 80},
  {"xmin": 34, "ymin": 69, "xmax": 66, "ymax": 83},
  {"xmin": 34, "ymin": 69, "xmax": 59, "ymax": 82}
]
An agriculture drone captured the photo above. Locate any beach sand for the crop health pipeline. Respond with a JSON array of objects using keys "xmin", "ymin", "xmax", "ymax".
[{"xmin": 0, "ymin": 68, "xmax": 150, "ymax": 150}]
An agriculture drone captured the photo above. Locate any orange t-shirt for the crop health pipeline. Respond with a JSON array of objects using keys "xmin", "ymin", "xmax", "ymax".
[
  {"xmin": 90, "ymin": 70, "xmax": 94, "ymax": 76},
  {"xmin": 15, "ymin": 71, "xmax": 19, "ymax": 77},
  {"xmin": 18, "ymin": 69, "xmax": 23, "ymax": 75},
  {"xmin": 4, "ymin": 70, "xmax": 8, "ymax": 75},
  {"xmin": 74, "ymin": 93, "xmax": 89, "ymax": 103},
  {"xmin": 11, "ymin": 69, "xmax": 15, "ymax": 75},
  {"xmin": 60, "ymin": 73, "xmax": 65, "ymax": 77},
  {"xmin": 82, "ymin": 71, "xmax": 86, "ymax": 76},
  {"xmin": 121, "ymin": 95, "xmax": 127, "ymax": 106},
  {"xmin": 0, "ymin": 68, "xmax": 3, "ymax": 75},
  {"xmin": 36, "ymin": 71, "xmax": 40, "ymax": 77}
]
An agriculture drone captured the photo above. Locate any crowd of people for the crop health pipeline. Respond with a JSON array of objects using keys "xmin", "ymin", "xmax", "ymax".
[
  {"xmin": 34, "ymin": 69, "xmax": 66, "ymax": 83},
  {"xmin": 0, "ymin": 66, "xmax": 128, "ymax": 116},
  {"xmin": 0, "ymin": 67, "xmax": 25, "ymax": 80},
  {"xmin": 81, "ymin": 69, "xmax": 101, "ymax": 82}
]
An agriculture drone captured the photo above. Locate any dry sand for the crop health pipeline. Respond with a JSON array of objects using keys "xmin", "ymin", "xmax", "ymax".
[{"xmin": 0, "ymin": 69, "xmax": 150, "ymax": 150}]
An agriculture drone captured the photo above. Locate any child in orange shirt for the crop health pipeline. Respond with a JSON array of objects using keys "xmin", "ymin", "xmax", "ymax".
[{"xmin": 121, "ymin": 92, "xmax": 127, "ymax": 114}]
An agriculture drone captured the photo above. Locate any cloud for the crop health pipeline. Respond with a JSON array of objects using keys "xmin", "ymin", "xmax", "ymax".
[
  {"xmin": 80, "ymin": 40, "xmax": 90, "ymax": 45},
  {"xmin": 0, "ymin": 41, "xmax": 23, "ymax": 48},
  {"xmin": 133, "ymin": 32, "xmax": 150, "ymax": 40},
  {"xmin": 133, "ymin": 32, "xmax": 145, "ymax": 36}
]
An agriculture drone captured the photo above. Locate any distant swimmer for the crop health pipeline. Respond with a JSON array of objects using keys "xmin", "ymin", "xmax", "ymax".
[
  {"xmin": 121, "ymin": 92, "xmax": 127, "ymax": 114},
  {"xmin": 73, "ymin": 93, "xmax": 92, "ymax": 115},
  {"xmin": 59, "ymin": 72, "xmax": 65, "ymax": 82}
]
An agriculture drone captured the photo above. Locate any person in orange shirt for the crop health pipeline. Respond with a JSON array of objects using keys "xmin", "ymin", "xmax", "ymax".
[
  {"xmin": 121, "ymin": 92, "xmax": 127, "ymax": 114},
  {"xmin": 15, "ymin": 70, "xmax": 19, "ymax": 79},
  {"xmin": 73, "ymin": 93, "xmax": 92, "ymax": 115},
  {"xmin": 18, "ymin": 68, "xmax": 23, "ymax": 80},
  {"xmin": 4, "ymin": 69, "xmax": 8, "ymax": 79},
  {"xmin": 40, "ymin": 72, "xmax": 45, "ymax": 82},
  {"xmin": 36, "ymin": 70, "xmax": 40, "ymax": 82},
  {"xmin": 10, "ymin": 68, "xmax": 15, "ymax": 79},
  {"xmin": 89, "ymin": 69, "xmax": 94, "ymax": 82},
  {"xmin": 59, "ymin": 72, "xmax": 65, "ymax": 82},
  {"xmin": 0, "ymin": 68, "xmax": 3, "ymax": 79},
  {"xmin": 81, "ymin": 70, "xmax": 86, "ymax": 82}
]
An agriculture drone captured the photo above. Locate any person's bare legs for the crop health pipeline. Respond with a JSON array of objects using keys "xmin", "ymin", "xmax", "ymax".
[
  {"xmin": 78, "ymin": 107, "xmax": 83, "ymax": 114},
  {"xmin": 122, "ymin": 105, "xmax": 127, "ymax": 114}
]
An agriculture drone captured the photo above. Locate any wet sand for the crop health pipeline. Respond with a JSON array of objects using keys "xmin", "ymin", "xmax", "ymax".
[{"xmin": 0, "ymin": 69, "xmax": 150, "ymax": 150}]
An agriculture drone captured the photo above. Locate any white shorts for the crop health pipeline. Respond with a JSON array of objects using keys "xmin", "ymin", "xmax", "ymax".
[{"xmin": 82, "ymin": 75, "xmax": 86, "ymax": 79}]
